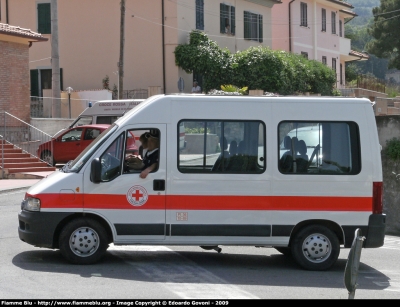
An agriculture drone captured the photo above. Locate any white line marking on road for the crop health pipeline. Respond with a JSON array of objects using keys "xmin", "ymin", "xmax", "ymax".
[{"xmin": 109, "ymin": 245, "xmax": 259, "ymax": 299}]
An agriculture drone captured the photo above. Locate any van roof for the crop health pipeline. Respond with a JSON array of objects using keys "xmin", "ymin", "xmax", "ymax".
[{"xmin": 156, "ymin": 94, "xmax": 372, "ymax": 104}]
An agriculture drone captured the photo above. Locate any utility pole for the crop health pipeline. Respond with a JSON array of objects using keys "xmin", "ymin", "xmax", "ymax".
[
  {"xmin": 118, "ymin": 0, "xmax": 125, "ymax": 99},
  {"xmin": 51, "ymin": 0, "xmax": 61, "ymax": 117}
]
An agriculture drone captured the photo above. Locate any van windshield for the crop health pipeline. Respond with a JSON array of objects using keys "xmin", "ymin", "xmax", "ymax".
[{"xmin": 68, "ymin": 124, "xmax": 118, "ymax": 172}]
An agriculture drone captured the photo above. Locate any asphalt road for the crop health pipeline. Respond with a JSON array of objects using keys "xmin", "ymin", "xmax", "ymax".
[{"xmin": 2, "ymin": 188, "xmax": 400, "ymax": 300}]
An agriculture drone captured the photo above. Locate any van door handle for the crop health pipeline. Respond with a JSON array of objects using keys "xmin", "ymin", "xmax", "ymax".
[{"xmin": 153, "ymin": 179, "xmax": 165, "ymax": 191}]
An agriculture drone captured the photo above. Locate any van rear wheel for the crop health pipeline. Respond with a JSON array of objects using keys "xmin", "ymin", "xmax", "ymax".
[
  {"xmin": 291, "ymin": 225, "xmax": 339, "ymax": 271},
  {"xmin": 59, "ymin": 218, "xmax": 109, "ymax": 265}
]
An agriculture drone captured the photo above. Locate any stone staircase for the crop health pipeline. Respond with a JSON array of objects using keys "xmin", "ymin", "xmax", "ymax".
[{"xmin": 0, "ymin": 141, "xmax": 56, "ymax": 179}]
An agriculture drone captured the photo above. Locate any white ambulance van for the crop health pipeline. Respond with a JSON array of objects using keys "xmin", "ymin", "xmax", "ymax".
[
  {"xmin": 70, "ymin": 99, "xmax": 144, "ymax": 127},
  {"xmin": 18, "ymin": 94, "xmax": 386, "ymax": 271}
]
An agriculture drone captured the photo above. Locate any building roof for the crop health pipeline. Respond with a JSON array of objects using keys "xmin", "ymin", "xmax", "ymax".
[
  {"xmin": 349, "ymin": 50, "xmax": 369, "ymax": 61},
  {"xmin": 0, "ymin": 23, "xmax": 48, "ymax": 42},
  {"xmin": 340, "ymin": 9, "xmax": 358, "ymax": 18},
  {"xmin": 326, "ymin": 0, "xmax": 354, "ymax": 9}
]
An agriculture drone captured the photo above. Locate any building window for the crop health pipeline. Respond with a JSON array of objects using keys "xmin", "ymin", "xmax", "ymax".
[
  {"xmin": 332, "ymin": 58, "xmax": 337, "ymax": 81},
  {"xmin": 178, "ymin": 120, "xmax": 265, "ymax": 174},
  {"xmin": 322, "ymin": 9, "xmax": 326, "ymax": 31},
  {"xmin": 196, "ymin": 0, "xmax": 204, "ymax": 30},
  {"xmin": 300, "ymin": 2, "xmax": 308, "ymax": 27},
  {"xmin": 340, "ymin": 63, "xmax": 343, "ymax": 85},
  {"xmin": 322, "ymin": 56, "xmax": 327, "ymax": 65},
  {"xmin": 331, "ymin": 12, "xmax": 336, "ymax": 34},
  {"xmin": 279, "ymin": 121, "xmax": 361, "ymax": 175},
  {"xmin": 301, "ymin": 52, "xmax": 308, "ymax": 59},
  {"xmin": 37, "ymin": 3, "xmax": 51, "ymax": 34},
  {"xmin": 30, "ymin": 68, "xmax": 63, "ymax": 97},
  {"xmin": 220, "ymin": 3, "xmax": 235, "ymax": 35},
  {"xmin": 339, "ymin": 20, "xmax": 343, "ymax": 37},
  {"xmin": 244, "ymin": 11, "xmax": 263, "ymax": 42}
]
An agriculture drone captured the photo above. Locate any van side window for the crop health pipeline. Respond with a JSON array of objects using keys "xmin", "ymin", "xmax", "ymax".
[
  {"xmin": 123, "ymin": 129, "xmax": 160, "ymax": 175},
  {"xmin": 97, "ymin": 116, "xmax": 119, "ymax": 125},
  {"xmin": 278, "ymin": 121, "xmax": 361, "ymax": 175},
  {"xmin": 178, "ymin": 120, "xmax": 266, "ymax": 174}
]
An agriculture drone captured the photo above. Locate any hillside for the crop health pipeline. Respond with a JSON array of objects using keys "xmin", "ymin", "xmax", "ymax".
[{"xmin": 347, "ymin": 0, "xmax": 380, "ymax": 26}]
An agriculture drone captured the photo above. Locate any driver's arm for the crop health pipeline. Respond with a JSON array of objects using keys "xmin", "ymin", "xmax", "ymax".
[{"xmin": 139, "ymin": 163, "xmax": 157, "ymax": 179}]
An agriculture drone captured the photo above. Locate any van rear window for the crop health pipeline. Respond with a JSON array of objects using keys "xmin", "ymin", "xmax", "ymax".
[
  {"xmin": 278, "ymin": 121, "xmax": 361, "ymax": 175},
  {"xmin": 178, "ymin": 120, "xmax": 266, "ymax": 174}
]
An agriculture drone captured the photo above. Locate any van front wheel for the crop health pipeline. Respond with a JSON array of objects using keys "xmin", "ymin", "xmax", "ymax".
[
  {"xmin": 291, "ymin": 225, "xmax": 340, "ymax": 271},
  {"xmin": 59, "ymin": 218, "xmax": 109, "ymax": 265}
]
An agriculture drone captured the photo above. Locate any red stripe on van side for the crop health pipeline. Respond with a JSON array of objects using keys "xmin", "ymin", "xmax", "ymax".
[
  {"xmin": 36, "ymin": 193, "xmax": 372, "ymax": 212},
  {"xmin": 84, "ymin": 194, "xmax": 165, "ymax": 209},
  {"xmin": 28, "ymin": 193, "xmax": 84, "ymax": 209},
  {"xmin": 167, "ymin": 195, "xmax": 372, "ymax": 211}
]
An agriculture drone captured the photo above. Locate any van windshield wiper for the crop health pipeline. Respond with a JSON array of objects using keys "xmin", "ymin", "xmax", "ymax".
[{"xmin": 61, "ymin": 161, "xmax": 73, "ymax": 173}]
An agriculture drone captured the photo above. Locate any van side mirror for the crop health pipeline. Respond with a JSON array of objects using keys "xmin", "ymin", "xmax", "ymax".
[{"xmin": 90, "ymin": 158, "xmax": 102, "ymax": 183}]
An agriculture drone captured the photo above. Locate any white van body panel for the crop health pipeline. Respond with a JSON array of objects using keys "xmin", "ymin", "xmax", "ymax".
[{"xmin": 19, "ymin": 94, "xmax": 385, "ymax": 270}]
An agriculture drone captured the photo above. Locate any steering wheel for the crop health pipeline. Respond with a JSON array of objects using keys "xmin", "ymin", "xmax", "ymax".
[{"xmin": 307, "ymin": 144, "xmax": 320, "ymax": 168}]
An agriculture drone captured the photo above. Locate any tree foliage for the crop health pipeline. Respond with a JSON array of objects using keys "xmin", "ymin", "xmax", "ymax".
[
  {"xmin": 367, "ymin": 0, "xmax": 400, "ymax": 70},
  {"xmin": 174, "ymin": 30, "xmax": 336, "ymax": 95}
]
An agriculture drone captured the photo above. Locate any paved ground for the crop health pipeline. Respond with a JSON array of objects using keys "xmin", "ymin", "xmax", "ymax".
[{"xmin": 0, "ymin": 171, "xmax": 54, "ymax": 192}]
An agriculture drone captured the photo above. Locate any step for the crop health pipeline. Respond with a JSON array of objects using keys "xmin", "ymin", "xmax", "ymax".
[
  {"xmin": 0, "ymin": 157, "xmax": 39, "ymax": 163},
  {"xmin": 0, "ymin": 153, "xmax": 31, "ymax": 158},
  {"xmin": 1, "ymin": 162, "xmax": 49, "ymax": 168},
  {"xmin": 6, "ymin": 166, "xmax": 57, "ymax": 173},
  {"xmin": 0, "ymin": 144, "xmax": 14, "ymax": 149},
  {"xmin": 0, "ymin": 148, "xmax": 23, "ymax": 154}
]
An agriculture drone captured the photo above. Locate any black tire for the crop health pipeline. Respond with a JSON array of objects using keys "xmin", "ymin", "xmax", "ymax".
[
  {"xmin": 41, "ymin": 150, "xmax": 55, "ymax": 166},
  {"xmin": 274, "ymin": 247, "xmax": 292, "ymax": 256},
  {"xmin": 291, "ymin": 225, "xmax": 340, "ymax": 271},
  {"xmin": 59, "ymin": 218, "xmax": 109, "ymax": 265}
]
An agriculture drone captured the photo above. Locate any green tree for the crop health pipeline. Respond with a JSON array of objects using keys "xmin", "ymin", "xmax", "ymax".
[
  {"xmin": 367, "ymin": 0, "xmax": 400, "ymax": 70},
  {"xmin": 174, "ymin": 30, "xmax": 336, "ymax": 95}
]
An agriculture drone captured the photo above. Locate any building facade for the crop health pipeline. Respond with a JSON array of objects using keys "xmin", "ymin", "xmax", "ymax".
[
  {"xmin": 0, "ymin": 22, "xmax": 47, "ymax": 122},
  {"xmin": 1, "ymin": 0, "xmax": 282, "ymax": 97},
  {"xmin": 271, "ymin": 0, "xmax": 368, "ymax": 89}
]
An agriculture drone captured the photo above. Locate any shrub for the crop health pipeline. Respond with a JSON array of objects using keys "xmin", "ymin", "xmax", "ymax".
[{"xmin": 385, "ymin": 138, "xmax": 400, "ymax": 160}]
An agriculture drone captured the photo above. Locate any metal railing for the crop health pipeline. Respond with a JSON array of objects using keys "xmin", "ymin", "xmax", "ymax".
[
  {"xmin": 1, "ymin": 112, "xmax": 53, "ymax": 178},
  {"xmin": 30, "ymin": 96, "xmax": 91, "ymax": 118},
  {"xmin": 343, "ymin": 74, "xmax": 387, "ymax": 93},
  {"xmin": 120, "ymin": 89, "xmax": 149, "ymax": 100}
]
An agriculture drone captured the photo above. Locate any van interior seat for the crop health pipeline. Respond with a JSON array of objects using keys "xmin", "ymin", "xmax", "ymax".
[
  {"xmin": 280, "ymin": 136, "xmax": 293, "ymax": 172},
  {"xmin": 295, "ymin": 140, "xmax": 308, "ymax": 173}
]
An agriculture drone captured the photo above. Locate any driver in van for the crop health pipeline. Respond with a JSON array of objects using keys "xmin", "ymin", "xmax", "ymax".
[{"xmin": 125, "ymin": 132, "xmax": 159, "ymax": 179}]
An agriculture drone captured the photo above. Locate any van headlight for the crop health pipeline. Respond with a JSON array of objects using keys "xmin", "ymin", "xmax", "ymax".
[{"xmin": 21, "ymin": 197, "xmax": 41, "ymax": 212}]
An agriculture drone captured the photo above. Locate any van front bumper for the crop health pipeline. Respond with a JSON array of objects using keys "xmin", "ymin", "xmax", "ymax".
[{"xmin": 18, "ymin": 210, "xmax": 74, "ymax": 248}]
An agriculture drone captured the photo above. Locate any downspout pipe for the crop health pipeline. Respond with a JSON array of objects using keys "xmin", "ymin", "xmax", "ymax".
[
  {"xmin": 162, "ymin": 0, "xmax": 166, "ymax": 94},
  {"xmin": 6, "ymin": 0, "xmax": 9, "ymax": 24},
  {"xmin": 289, "ymin": 0, "xmax": 295, "ymax": 52}
]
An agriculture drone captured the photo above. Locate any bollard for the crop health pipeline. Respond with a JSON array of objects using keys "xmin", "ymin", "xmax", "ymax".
[{"xmin": 344, "ymin": 228, "xmax": 365, "ymax": 299}]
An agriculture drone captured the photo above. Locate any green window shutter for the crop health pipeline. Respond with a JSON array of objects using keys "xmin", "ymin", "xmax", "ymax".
[
  {"xmin": 244, "ymin": 11, "xmax": 250, "ymax": 39},
  {"xmin": 196, "ymin": 0, "xmax": 204, "ymax": 30},
  {"xmin": 38, "ymin": 3, "xmax": 51, "ymax": 34},
  {"xmin": 30, "ymin": 69, "xmax": 39, "ymax": 97},
  {"xmin": 258, "ymin": 15, "xmax": 263, "ymax": 43},
  {"xmin": 220, "ymin": 3, "xmax": 225, "ymax": 33},
  {"xmin": 231, "ymin": 7, "xmax": 236, "ymax": 35}
]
